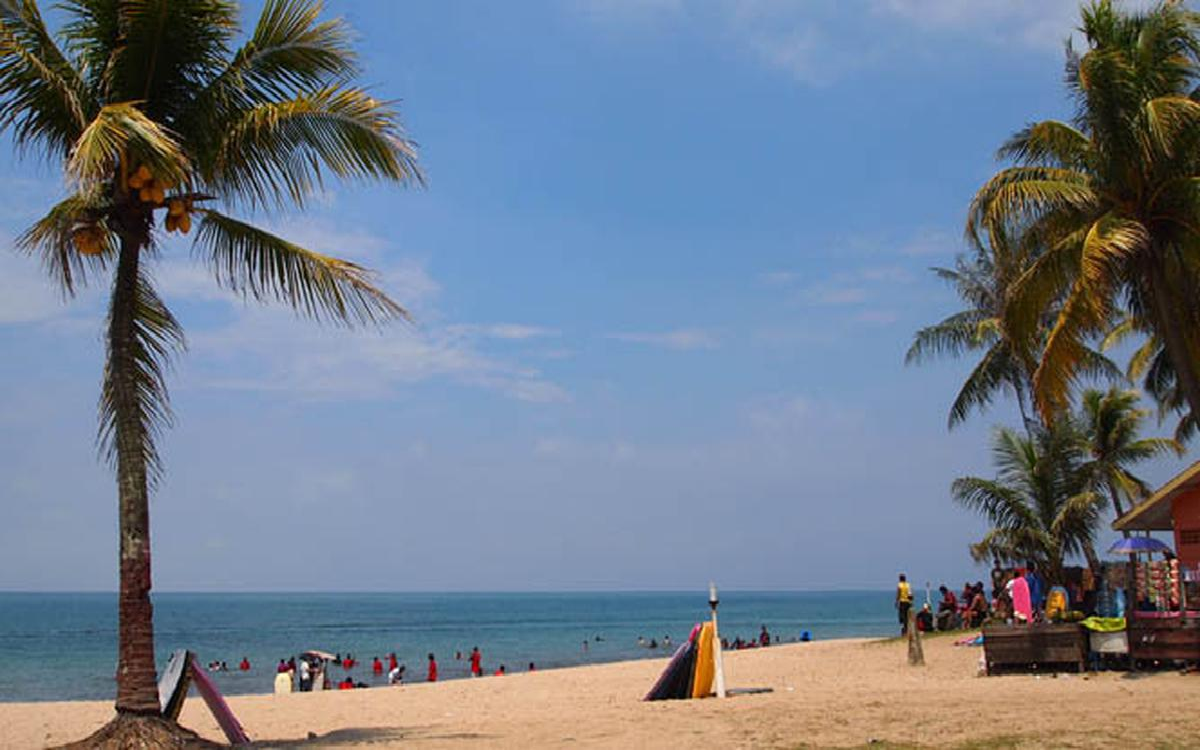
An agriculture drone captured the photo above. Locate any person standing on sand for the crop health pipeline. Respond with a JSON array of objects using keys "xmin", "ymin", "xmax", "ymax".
[
  {"xmin": 470, "ymin": 647, "xmax": 482, "ymax": 677},
  {"xmin": 427, "ymin": 653, "xmax": 438, "ymax": 682},
  {"xmin": 896, "ymin": 573, "xmax": 913, "ymax": 635}
]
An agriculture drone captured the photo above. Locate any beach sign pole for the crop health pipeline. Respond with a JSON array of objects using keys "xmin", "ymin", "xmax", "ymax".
[{"xmin": 708, "ymin": 582, "xmax": 727, "ymax": 698}]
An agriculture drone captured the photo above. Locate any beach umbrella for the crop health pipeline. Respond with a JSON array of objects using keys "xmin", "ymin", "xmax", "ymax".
[{"xmin": 1107, "ymin": 537, "xmax": 1171, "ymax": 555}]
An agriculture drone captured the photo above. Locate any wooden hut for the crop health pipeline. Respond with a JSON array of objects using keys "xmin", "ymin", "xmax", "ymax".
[{"xmin": 1112, "ymin": 461, "xmax": 1200, "ymax": 663}]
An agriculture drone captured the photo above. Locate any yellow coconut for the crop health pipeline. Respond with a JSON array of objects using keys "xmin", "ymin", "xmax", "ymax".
[
  {"xmin": 179, "ymin": 213, "xmax": 192, "ymax": 234},
  {"xmin": 128, "ymin": 172, "xmax": 146, "ymax": 190},
  {"xmin": 151, "ymin": 185, "xmax": 165, "ymax": 205},
  {"xmin": 134, "ymin": 165, "xmax": 152, "ymax": 183},
  {"xmin": 165, "ymin": 215, "xmax": 178, "ymax": 233},
  {"xmin": 167, "ymin": 199, "xmax": 184, "ymax": 217},
  {"xmin": 139, "ymin": 186, "xmax": 153, "ymax": 203}
]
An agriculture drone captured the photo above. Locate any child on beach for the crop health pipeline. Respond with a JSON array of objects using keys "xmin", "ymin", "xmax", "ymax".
[{"xmin": 427, "ymin": 653, "xmax": 438, "ymax": 682}]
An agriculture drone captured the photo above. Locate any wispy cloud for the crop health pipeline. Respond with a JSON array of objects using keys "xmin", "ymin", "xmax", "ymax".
[
  {"xmin": 444, "ymin": 323, "xmax": 560, "ymax": 341},
  {"xmin": 605, "ymin": 328, "xmax": 719, "ymax": 350},
  {"xmin": 570, "ymin": 0, "xmax": 1132, "ymax": 85},
  {"xmin": 798, "ymin": 284, "xmax": 868, "ymax": 307}
]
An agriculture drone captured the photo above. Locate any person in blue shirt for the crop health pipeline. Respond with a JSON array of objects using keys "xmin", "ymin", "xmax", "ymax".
[{"xmin": 1025, "ymin": 562, "xmax": 1045, "ymax": 612}]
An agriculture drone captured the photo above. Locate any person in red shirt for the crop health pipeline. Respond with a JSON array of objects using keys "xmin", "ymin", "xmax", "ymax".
[
  {"xmin": 238, "ymin": 657, "xmax": 250, "ymax": 671},
  {"xmin": 427, "ymin": 653, "xmax": 438, "ymax": 682},
  {"xmin": 388, "ymin": 653, "xmax": 398, "ymax": 672},
  {"xmin": 469, "ymin": 647, "xmax": 482, "ymax": 677},
  {"xmin": 338, "ymin": 677, "xmax": 354, "ymax": 690},
  {"xmin": 372, "ymin": 657, "xmax": 383, "ymax": 675},
  {"xmin": 494, "ymin": 665, "xmax": 505, "ymax": 676},
  {"xmin": 528, "ymin": 662, "xmax": 536, "ymax": 672}
]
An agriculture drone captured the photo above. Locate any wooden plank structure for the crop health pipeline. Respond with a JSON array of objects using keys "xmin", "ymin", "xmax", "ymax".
[
  {"xmin": 1126, "ymin": 616, "xmax": 1200, "ymax": 662},
  {"xmin": 1113, "ymin": 461, "xmax": 1200, "ymax": 664},
  {"xmin": 982, "ymin": 623, "xmax": 1088, "ymax": 674}
]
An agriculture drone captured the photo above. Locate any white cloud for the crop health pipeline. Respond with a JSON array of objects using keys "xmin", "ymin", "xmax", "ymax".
[
  {"xmin": 854, "ymin": 309, "xmax": 899, "ymax": 325},
  {"xmin": 145, "ymin": 221, "xmax": 570, "ymax": 404},
  {"xmin": 444, "ymin": 323, "xmax": 560, "ymax": 341},
  {"xmin": 605, "ymin": 328, "xmax": 719, "ymax": 350},
  {"xmin": 798, "ymin": 284, "xmax": 867, "ymax": 306},
  {"xmin": 759, "ymin": 270, "xmax": 801, "ymax": 286}
]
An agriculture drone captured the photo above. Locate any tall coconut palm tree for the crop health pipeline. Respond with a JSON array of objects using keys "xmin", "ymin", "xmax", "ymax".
[
  {"xmin": 968, "ymin": 0, "xmax": 1200, "ymax": 423},
  {"xmin": 1078, "ymin": 387, "xmax": 1181, "ymax": 524},
  {"xmin": 952, "ymin": 421, "xmax": 1107, "ymax": 582},
  {"xmin": 1, "ymin": 0, "xmax": 421, "ymax": 740}
]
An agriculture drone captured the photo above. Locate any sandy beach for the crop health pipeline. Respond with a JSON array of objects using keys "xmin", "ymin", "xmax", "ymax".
[{"xmin": 3, "ymin": 635, "xmax": 1198, "ymax": 749}]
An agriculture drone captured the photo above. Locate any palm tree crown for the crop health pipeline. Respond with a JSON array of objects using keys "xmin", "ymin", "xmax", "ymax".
[
  {"xmin": 1078, "ymin": 387, "xmax": 1181, "ymax": 521},
  {"xmin": 952, "ymin": 420, "xmax": 1104, "ymax": 582},
  {"xmin": 1, "ymin": 0, "xmax": 422, "ymax": 723},
  {"xmin": 968, "ymin": 1, "xmax": 1200, "ymax": 428}
]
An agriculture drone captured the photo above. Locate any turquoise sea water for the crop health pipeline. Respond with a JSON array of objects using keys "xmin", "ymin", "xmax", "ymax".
[{"xmin": 0, "ymin": 591, "xmax": 895, "ymax": 702}]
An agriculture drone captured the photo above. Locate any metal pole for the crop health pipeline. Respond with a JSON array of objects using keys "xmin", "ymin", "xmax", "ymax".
[{"xmin": 709, "ymin": 582, "xmax": 727, "ymax": 698}]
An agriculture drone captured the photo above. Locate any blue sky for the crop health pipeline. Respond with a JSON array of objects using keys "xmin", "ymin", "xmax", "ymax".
[{"xmin": 0, "ymin": 0, "xmax": 1188, "ymax": 592}]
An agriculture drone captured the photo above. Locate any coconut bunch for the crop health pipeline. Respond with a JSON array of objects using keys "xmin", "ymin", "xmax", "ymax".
[{"xmin": 128, "ymin": 164, "xmax": 195, "ymax": 235}]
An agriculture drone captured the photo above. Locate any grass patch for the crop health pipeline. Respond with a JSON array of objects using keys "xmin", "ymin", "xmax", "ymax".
[{"xmin": 792, "ymin": 734, "xmax": 1026, "ymax": 750}]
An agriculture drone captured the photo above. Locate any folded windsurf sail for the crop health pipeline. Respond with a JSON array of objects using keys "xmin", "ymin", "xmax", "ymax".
[{"xmin": 645, "ymin": 623, "xmax": 713, "ymax": 701}]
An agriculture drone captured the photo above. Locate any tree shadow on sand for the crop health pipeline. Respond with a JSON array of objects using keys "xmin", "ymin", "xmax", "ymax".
[{"xmin": 252, "ymin": 726, "xmax": 497, "ymax": 747}]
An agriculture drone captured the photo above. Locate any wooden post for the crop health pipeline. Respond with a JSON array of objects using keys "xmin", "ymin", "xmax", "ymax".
[
  {"xmin": 709, "ymin": 582, "xmax": 727, "ymax": 698},
  {"xmin": 907, "ymin": 609, "xmax": 925, "ymax": 666}
]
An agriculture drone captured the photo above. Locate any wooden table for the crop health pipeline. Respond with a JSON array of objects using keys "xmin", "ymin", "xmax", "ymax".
[
  {"xmin": 1127, "ymin": 615, "xmax": 1200, "ymax": 663},
  {"xmin": 982, "ymin": 622, "xmax": 1088, "ymax": 674}
]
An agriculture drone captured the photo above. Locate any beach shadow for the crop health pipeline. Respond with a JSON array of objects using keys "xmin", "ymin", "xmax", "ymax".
[{"xmin": 252, "ymin": 726, "xmax": 496, "ymax": 747}]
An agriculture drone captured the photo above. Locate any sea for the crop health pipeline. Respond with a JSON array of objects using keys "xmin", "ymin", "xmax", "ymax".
[{"xmin": 0, "ymin": 591, "xmax": 896, "ymax": 703}]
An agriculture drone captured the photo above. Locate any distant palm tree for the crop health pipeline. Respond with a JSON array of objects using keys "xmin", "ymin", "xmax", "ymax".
[
  {"xmin": 1, "ymin": 0, "xmax": 421, "ymax": 739},
  {"xmin": 907, "ymin": 232, "xmax": 1118, "ymax": 431},
  {"xmin": 1078, "ymin": 387, "xmax": 1181, "ymax": 525},
  {"xmin": 952, "ymin": 421, "xmax": 1106, "ymax": 582},
  {"xmin": 907, "ymin": 241, "xmax": 1038, "ymax": 429},
  {"xmin": 968, "ymin": 1, "xmax": 1200, "ymax": 424}
]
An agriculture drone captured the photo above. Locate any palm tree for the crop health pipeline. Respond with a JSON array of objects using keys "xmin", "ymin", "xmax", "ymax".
[
  {"xmin": 967, "ymin": 1, "xmax": 1200, "ymax": 424},
  {"xmin": 1078, "ymin": 387, "xmax": 1181, "ymax": 524},
  {"xmin": 906, "ymin": 239, "xmax": 1039, "ymax": 430},
  {"xmin": 952, "ymin": 421, "xmax": 1106, "ymax": 582},
  {"xmin": 1, "ymin": 0, "xmax": 421, "ymax": 739},
  {"xmin": 907, "ymin": 230, "xmax": 1119, "ymax": 431}
]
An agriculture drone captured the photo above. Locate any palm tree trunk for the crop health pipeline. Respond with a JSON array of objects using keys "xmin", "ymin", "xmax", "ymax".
[
  {"xmin": 1108, "ymin": 481, "xmax": 1131, "ymax": 540},
  {"xmin": 1012, "ymin": 376, "xmax": 1035, "ymax": 437},
  {"xmin": 1148, "ymin": 259, "xmax": 1200, "ymax": 425},
  {"xmin": 110, "ymin": 233, "xmax": 160, "ymax": 715},
  {"xmin": 1081, "ymin": 541, "xmax": 1101, "ymax": 578}
]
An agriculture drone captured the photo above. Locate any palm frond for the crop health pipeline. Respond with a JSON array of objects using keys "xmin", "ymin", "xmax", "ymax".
[
  {"xmin": 0, "ymin": 0, "xmax": 92, "ymax": 156},
  {"xmin": 1080, "ymin": 214, "xmax": 1149, "ymax": 285},
  {"xmin": 103, "ymin": 0, "xmax": 238, "ymax": 120},
  {"xmin": 15, "ymin": 190, "xmax": 113, "ymax": 295},
  {"xmin": 946, "ymin": 343, "xmax": 1021, "ymax": 429},
  {"xmin": 905, "ymin": 314, "xmax": 989, "ymax": 365},
  {"xmin": 98, "ymin": 266, "xmax": 185, "ymax": 486},
  {"xmin": 68, "ymin": 101, "xmax": 189, "ymax": 187},
  {"xmin": 207, "ymin": 85, "xmax": 423, "ymax": 208},
  {"xmin": 193, "ymin": 208, "xmax": 407, "ymax": 326},
  {"xmin": 997, "ymin": 120, "xmax": 1091, "ymax": 169}
]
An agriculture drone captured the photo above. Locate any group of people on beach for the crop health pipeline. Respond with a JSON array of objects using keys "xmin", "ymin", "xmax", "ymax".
[{"xmin": 895, "ymin": 563, "xmax": 1066, "ymax": 635}]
